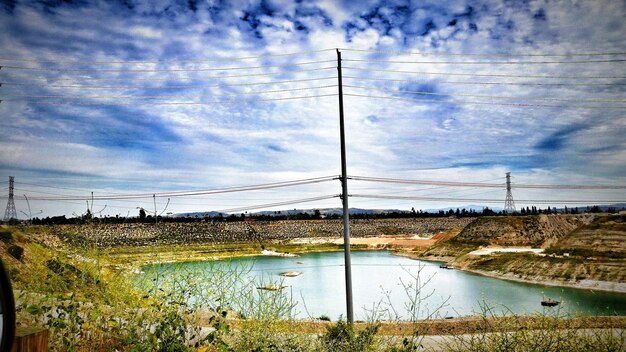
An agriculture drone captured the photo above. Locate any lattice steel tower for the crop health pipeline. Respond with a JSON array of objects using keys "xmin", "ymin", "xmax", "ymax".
[
  {"xmin": 3, "ymin": 176, "xmax": 17, "ymax": 221},
  {"xmin": 504, "ymin": 172, "xmax": 516, "ymax": 214}
]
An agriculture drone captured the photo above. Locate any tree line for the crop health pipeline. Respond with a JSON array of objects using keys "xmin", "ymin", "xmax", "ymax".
[{"xmin": 14, "ymin": 204, "xmax": 623, "ymax": 225}]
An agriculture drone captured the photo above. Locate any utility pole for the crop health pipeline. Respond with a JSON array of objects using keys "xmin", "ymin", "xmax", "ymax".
[
  {"xmin": 3, "ymin": 176, "xmax": 17, "ymax": 221},
  {"xmin": 337, "ymin": 48, "xmax": 353, "ymax": 324},
  {"xmin": 504, "ymin": 172, "xmax": 516, "ymax": 214},
  {"xmin": 153, "ymin": 194, "xmax": 158, "ymax": 225}
]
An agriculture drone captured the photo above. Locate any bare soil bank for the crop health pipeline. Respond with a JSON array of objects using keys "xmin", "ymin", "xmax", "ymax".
[{"xmin": 406, "ymin": 214, "xmax": 626, "ymax": 293}]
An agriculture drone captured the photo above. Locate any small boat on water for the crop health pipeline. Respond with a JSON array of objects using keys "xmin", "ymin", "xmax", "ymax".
[
  {"xmin": 439, "ymin": 264, "xmax": 453, "ymax": 270},
  {"xmin": 541, "ymin": 299, "xmax": 560, "ymax": 307}
]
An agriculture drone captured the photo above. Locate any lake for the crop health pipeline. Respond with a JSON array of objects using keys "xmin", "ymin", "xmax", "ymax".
[{"xmin": 139, "ymin": 250, "xmax": 626, "ymax": 321}]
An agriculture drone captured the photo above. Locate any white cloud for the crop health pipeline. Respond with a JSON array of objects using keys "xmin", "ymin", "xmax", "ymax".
[
  {"xmin": 350, "ymin": 28, "xmax": 380, "ymax": 48},
  {"xmin": 0, "ymin": 0, "xmax": 624, "ymax": 216},
  {"xmin": 127, "ymin": 26, "xmax": 163, "ymax": 39}
]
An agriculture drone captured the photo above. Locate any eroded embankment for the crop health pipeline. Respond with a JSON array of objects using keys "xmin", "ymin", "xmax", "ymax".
[{"xmin": 412, "ymin": 214, "xmax": 626, "ymax": 293}]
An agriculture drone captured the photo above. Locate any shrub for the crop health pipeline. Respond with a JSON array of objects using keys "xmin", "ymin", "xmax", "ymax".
[
  {"xmin": 319, "ymin": 319, "xmax": 379, "ymax": 352},
  {"xmin": 440, "ymin": 301, "xmax": 626, "ymax": 352},
  {"xmin": 225, "ymin": 321, "xmax": 315, "ymax": 352},
  {"xmin": 0, "ymin": 230, "xmax": 13, "ymax": 243},
  {"xmin": 8, "ymin": 245, "xmax": 24, "ymax": 260}
]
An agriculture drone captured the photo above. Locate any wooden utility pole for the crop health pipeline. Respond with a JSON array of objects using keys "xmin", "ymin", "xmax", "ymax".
[{"xmin": 336, "ymin": 48, "xmax": 353, "ymax": 324}]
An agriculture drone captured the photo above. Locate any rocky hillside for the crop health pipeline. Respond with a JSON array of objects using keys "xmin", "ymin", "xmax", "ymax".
[
  {"xmin": 548, "ymin": 214, "xmax": 626, "ymax": 258},
  {"xmin": 423, "ymin": 214, "xmax": 626, "ymax": 292},
  {"xmin": 452, "ymin": 214, "xmax": 588, "ymax": 247},
  {"xmin": 51, "ymin": 217, "xmax": 474, "ymax": 248}
]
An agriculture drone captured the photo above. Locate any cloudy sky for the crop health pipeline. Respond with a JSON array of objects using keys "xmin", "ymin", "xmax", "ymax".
[{"xmin": 0, "ymin": 0, "xmax": 625, "ymax": 218}]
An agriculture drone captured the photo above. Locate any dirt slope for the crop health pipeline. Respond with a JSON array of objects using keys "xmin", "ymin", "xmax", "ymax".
[
  {"xmin": 548, "ymin": 214, "xmax": 626, "ymax": 258},
  {"xmin": 452, "ymin": 214, "xmax": 587, "ymax": 247},
  {"xmin": 415, "ymin": 214, "xmax": 626, "ymax": 292}
]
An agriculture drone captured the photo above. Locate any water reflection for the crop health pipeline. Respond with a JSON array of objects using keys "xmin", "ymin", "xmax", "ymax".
[{"xmin": 141, "ymin": 250, "xmax": 626, "ymax": 320}]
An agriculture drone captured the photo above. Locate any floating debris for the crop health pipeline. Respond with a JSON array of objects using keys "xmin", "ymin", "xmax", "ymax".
[
  {"xmin": 296, "ymin": 261, "xmax": 304, "ymax": 264},
  {"xmin": 256, "ymin": 284, "xmax": 288, "ymax": 291},
  {"xmin": 261, "ymin": 249, "xmax": 298, "ymax": 257},
  {"xmin": 541, "ymin": 299, "xmax": 560, "ymax": 307},
  {"xmin": 280, "ymin": 271, "xmax": 302, "ymax": 277}
]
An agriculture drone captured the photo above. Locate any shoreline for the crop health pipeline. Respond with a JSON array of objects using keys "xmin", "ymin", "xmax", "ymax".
[
  {"xmin": 460, "ymin": 267, "xmax": 626, "ymax": 294},
  {"xmin": 389, "ymin": 251, "xmax": 626, "ymax": 294},
  {"xmin": 123, "ymin": 240, "xmax": 626, "ymax": 295}
]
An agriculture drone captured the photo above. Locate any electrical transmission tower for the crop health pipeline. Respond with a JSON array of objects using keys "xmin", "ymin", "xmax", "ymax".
[
  {"xmin": 504, "ymin": 172, "xmax": 516, "ymax": 214},
  {"xmin": 3, "ymin": 176, "xmax": 17, "ymax": 221}
]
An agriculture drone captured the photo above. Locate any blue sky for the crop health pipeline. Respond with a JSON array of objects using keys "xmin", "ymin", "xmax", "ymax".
[{"xmin": 0, "ymin": 0, "xmax": 625, "ymax": 217}]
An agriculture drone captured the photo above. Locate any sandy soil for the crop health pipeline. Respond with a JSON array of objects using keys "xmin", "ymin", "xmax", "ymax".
[
  {"xmin": 468, "ymin": 247, "xmax": 545, "ymax": 256},
  {"xmin": 261, "ymin": 249, "xmax": 298, "ymax": 257},
  {"xmin": 464, "ymin": 268, "xmax": 626, "ymax": 293},
  {"xmin": 291, "ymin": 235, "xmax": 437, "ymax": 248}
]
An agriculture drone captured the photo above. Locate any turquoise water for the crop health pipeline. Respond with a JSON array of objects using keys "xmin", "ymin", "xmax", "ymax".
[{"xmin": 140, "ymin": 250, "xmax": 626, "ymax": 321}]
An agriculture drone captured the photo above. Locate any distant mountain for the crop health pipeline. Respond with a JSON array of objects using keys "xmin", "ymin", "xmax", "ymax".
[
  {"xmin": 173, "ymin": 208, "xmax": 409, "ymax": 218},
  {"xmin": 172, "ymin": 203, "xmax": 626, "ymax": 218},
  {"xmin": 173, "ymin": 211, "xmax": 225, "ymax": 218},
  {"xmin": 175, "ymin": 206, "xmax": 467, "ymax": 218}
]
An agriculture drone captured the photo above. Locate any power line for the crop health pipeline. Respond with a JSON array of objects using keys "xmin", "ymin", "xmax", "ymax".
[
  {"xmin": 0, "ymin": 76, "xmax": 338, "ymax": 89},
  {"xmin": 0, "ymin": 85, "xmax": 337, "ymax": 100},
  {"xmin": 0, "ymin": 48, "xmax": 336, "ymax": 64},
  {"xmin": 343, "ymin": 76, "xmax": 626, "ymax": 87},
  {"xmin": 350, "ymin": 194, "xmax": 624, "ymax": 205},
  {"xmin": 0, "ymin": 67, "xmax": 336, "ymax": 82},
  {"xmin": 350, "ymin": 176, "xmax": 504, "ymax": 188},
  {"xmin": 339, "ymin": 48, "xmax": 626, "ymax": 57},
  {"xmin": 348, "ymin": 188, "xmax": 503, "ymax": 208},
  {"xmin": 348, "ymin": 175, "xmax": 626, "ymax": 190},
  {"xmin": 0, "ymin": 60, "xmax": 336, "ymax": 73},
  {"xmin": 343, "ymin": 58, "xmax": 626, "ymax": 65},
  {"xmin": 342, "ymin": 67, "xmax": 626, "ymax": 80},
  {"xmin": 14, "ymin": 188, "xmax": 78, "ymax": 197},
  {"xmin": 21, "ymin": 176, "xmax": 340, "ymax": 201},
  {"xmin": 343, "ymin": 93, "xmax": 626, "ymax": 110},
  {"xmin": 344, "ymin": 85, "xmax": 626, "ymax": 104},
  {"xmin": 24, "ymin": 198, "xmax": 139, "ymax": 211},
  {"xmin": 216, "ymin": 195, "xmax": 339, "ymax": 213},
  {"xmin": 16, "ymin": 181, "xmax": 100, "ymax": 192},
  {"xmin": 512, "ymin": 183, "xmax": 626, "ymax": 190},
  {"xmin": 11, "ymin": 93, "xmax": 338, "ymax": 105}
]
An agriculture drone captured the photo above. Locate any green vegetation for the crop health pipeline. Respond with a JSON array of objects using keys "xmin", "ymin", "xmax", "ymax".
[
  {"xmin": 0, "ymin": 230, "xmax": 13, "ymax": 243},
  {"xmin": 3, "ymin": 222, "xmax": 626, "ymax": 351},
  {"xmin": 440, "ymin": 302, "xmax": 626, "ymax": 352},
  {"xmin": 320, "ymin": 318, "xmax": 380, "ymax": 351},
  {"xmin": 7, "ymin": 245, "xmax": 24, "ymax": 261}
]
